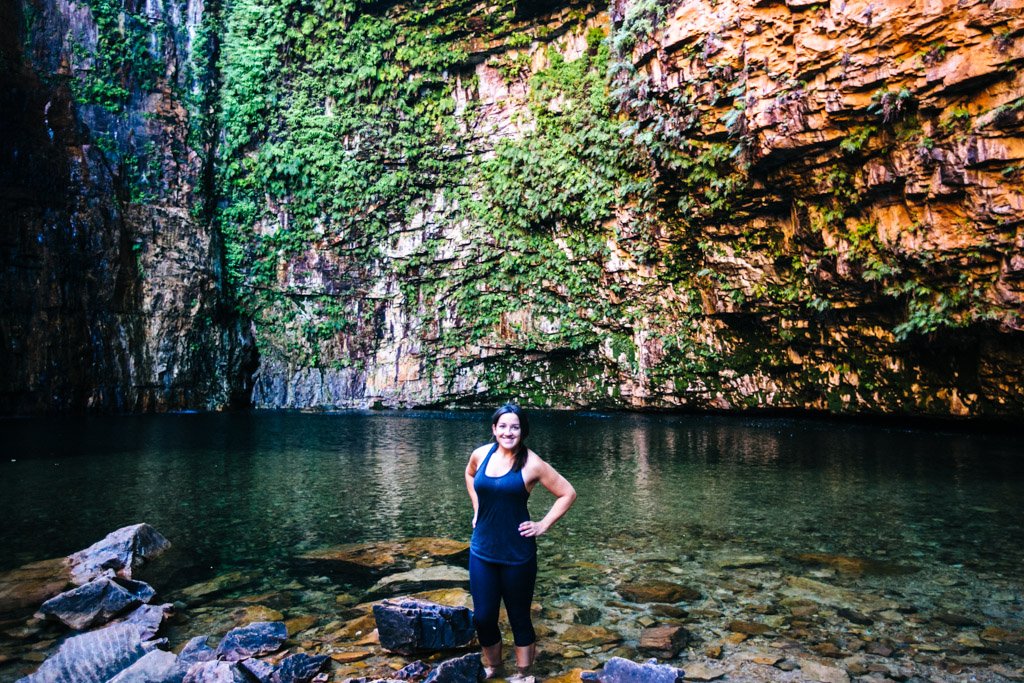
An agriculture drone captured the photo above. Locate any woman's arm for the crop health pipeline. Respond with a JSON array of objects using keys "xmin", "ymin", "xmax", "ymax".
[
  {"xmin": 465, "ymin": 450, "xmax": 481, "ymax": 528},
  {"xmin": 519, "ymin": 455, "xmax": 576, "ymax": 538}
]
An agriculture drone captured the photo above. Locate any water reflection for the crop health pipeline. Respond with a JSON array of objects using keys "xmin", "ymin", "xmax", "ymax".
[{"xmin": 1, "ymin": 410, "xmax": 1022, "ymax": 578}]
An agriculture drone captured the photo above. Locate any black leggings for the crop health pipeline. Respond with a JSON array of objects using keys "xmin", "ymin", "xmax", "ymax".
[{"xmin": 469, "ymin": 553, "xmax": 537, "ymax": 647}]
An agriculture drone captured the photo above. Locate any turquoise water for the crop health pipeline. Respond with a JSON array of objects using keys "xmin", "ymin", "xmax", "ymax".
[
  {"xmin": 2, "ymin": 412, "xmax": 1021, "ymax": 575},
  {"xmin": 1, "ymin": 411, "xmax": 1022, "ymax": 680}
]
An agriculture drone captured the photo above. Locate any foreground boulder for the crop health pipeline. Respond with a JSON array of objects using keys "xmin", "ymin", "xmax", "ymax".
[
  {"xmin": 347, "ymin": 653, "xmax": 481, "ymax": 683},
  {"xmin": 582, "ymin": 658, "xmax": 686, "ymax": 683},
  {"xmin": 68, "ymin": 523, "xmax": 171, "ymax": 585},
  {"xmin": 274, "ymin": 653, "xmax": 331, "ymax": 682},
  {"xmin": 423, "ymin": 653, "xmax": 482, "ymax": 683},
  {"xmin": 373, "ymin": 598, "xmax": 475, "ymax": 655},
  {"xmin": 106, "ymin": 649, "xmax": 183, "ymax": 683},
  {"xmin": 17, "ymin": 621, "xmax": 165, "ymax": 683},
  {"xmin": 39, "ymin": 575, "xmax": 156, "ymax": 629}
]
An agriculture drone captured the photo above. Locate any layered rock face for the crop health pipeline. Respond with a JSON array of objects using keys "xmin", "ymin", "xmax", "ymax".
[
  {"xmin": 232, "ymin": 0, "xmax": 1022, "ymax": 417},
  {"xmin": 0, "ymin": 0, "xmax": 255, "ymax": 412},
  {"xmin": 4, "ymin": 0, "xmax": 1021, "ymax": 417}
]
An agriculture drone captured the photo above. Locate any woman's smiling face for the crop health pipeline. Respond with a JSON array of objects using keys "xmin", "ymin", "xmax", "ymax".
[{"xmin": 492, "ymin": 412, "xmax": 522, "ymax": 451}]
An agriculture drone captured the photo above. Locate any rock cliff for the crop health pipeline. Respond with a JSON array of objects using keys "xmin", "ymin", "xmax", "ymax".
[
  {"xmin": 3, "ymin": 0, "xmax": 1022, "ymax": 417},
  {"xmin": 1, "ymin": 0, "xmax": 255, "ymax": 412}
]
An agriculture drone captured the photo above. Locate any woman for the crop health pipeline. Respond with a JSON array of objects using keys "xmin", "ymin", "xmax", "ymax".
[{"xmin": 465, "ymin": 404, "xmax": 577, "ymax": 682}]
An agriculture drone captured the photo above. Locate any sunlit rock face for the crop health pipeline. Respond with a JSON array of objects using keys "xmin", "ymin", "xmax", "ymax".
[
  {"xmin": 3, "ymin": 0, "xmax": 1021, "ymax": 417},
  {"xmin": 601, "ymin": 0, "xmax": 1024, "ymax": 416},
  {"xmin": 0, "ymin": 0, "xmax": 255, "ymax": 413},
  {"xmin": 243, "ymin": 0, "xmax": 1021, "ymax": 418}
]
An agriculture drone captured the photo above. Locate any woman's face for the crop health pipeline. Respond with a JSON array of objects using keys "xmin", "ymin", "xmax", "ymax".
[{"xmin": 492, "ymin": 412, "xmax": 522, "ymax": 451}]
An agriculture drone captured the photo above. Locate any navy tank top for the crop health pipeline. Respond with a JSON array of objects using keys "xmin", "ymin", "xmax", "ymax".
[{"xmin": 471, "ymin": 443, "xmax": 536, "ymax": 565}]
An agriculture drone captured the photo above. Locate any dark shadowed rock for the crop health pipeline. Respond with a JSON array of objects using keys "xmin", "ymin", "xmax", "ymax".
[
  {"xmin": 394, "ymin": 660, "xmax": 432, "ymax": 680},
  {"xmin": 794, "ymin": 553, "xmax": 916, "ymax": 577},
  {"xmin": 727, "ymin": 620, "xmax": 772, "ymax": 636},
  {"xmin": 178, "ymin": 635, "xmax": 216, "ymax": 667},
  {"xmin": 934, "ymin": 612, "xmax": 981, "ymax": 627},
  {"xmin": 238, "ymin": 657, "xmax": 275, "ymax": 681},
  {"xmin": 39, "ymin": 576, "xmax": 156, "ymax": 630},
  {"xmin": 616, "ymin": 581, "xmax": 699, "ymax": 604},
  {"xmin": 581, "ymin": 657, "xmax": 685, "ymax": 683},
  {"xmin": 107, "ymin": 649, "xmax": 183, "ymax": 683},
  {"xmin": 423, "ymin": 653, "xmax": 482, "ymax": 683},
  {"xmin": 373, "ymin": 598, "xmax": 475, "ymax": 655},
  {"xmin": 183, "ymin": 660, "xmax": 251, "ymax": 683},
  {"xmin": 837, "ymin": 607, "xmax": 874, "ymax": 625},
  {"xmin": 0, "ymin": 557, "xmax": 72, "ymax": 617},
  {"xmin": 214, "ymin": 621, "xmax": 288, "ymax": 661},
  {"xmin": 68, "ymin": 524, "xmax": 172, "ymax": 585},
  {"xmin": 16, "ymin": 621, "xmax": 160, "ymax": 683},
  {"xmin": 116, "ymin": 602, "xmax": 173, "ymax": 640},
  {"xmin": 273, "ymin": 652, "xmax": 330, "ymax": 682}
]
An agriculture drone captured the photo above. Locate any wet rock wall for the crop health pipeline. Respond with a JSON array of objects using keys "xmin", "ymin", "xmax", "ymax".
[{"xmin": 0, "ymin": 0, "xmax": 255, "ymax": 413}]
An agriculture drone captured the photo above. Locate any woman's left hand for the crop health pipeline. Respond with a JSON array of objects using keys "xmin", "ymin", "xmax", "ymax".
[{"xmin": 518, "ymin": 520, "xmax": 547, "ymax": 537}]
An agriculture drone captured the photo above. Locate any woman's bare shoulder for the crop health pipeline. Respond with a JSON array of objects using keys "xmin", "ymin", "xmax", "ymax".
[
  {"xmin": 524, "ymin": 449, "xmax": 549, "ymax": 471},
  {"xmin": 469, "ymin": 443, "xmax": 493, "ymax": 461}
]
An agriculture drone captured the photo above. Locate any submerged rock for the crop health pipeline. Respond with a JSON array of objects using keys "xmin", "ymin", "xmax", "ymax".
[
  {"xmin": 213, "ymin": 621, "xmax": 288, "ymax": 661},
  {"xmin": 176, "ymin": 571, "xmax": 260, "ymax": 604},
  {"xmin": 794, "ymin": 553, "xmax": 916, "ymax": 577},
  {"xmin": 795, "ymin": 658, "xmax": 850, "ymax": 683},
  {"xmin": 373, "ymin": 598, "xmax": 475, "ymax": 655},
  {"xmin": 68, "ymin": 523, "xmax": 172, "ymax": 585},
  {"xmin": 616, "ymin": 581, "xmax": 699, "ymax": 604},
  {"xmin": 298, "ymin": 539, "xmax": 470, "ymax": 578},
  {"xmin": 638, "ymin": 625, "xmax": 689, "ymax": 658},
  {"xmin": 39, "ymin": 576, "xmax": 156, "ymax": 630},
  {"xmin": 561, "ymin": 625, "xmax": 622, "ymax": 648},
  {"xmin": 0, "ymin": 557, "xmax": 72, "ymax": 617},
  {"xmin": 368, "ymin": 566, "xmax": 470, "ymax": 598}
]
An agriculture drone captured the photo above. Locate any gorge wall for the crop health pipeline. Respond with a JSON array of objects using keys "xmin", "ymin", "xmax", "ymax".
[
  {"xmin": 1, "ymin": 0, "xmax": 255, "ymax": 412},
  {"xmin": 3, "ymin": 0, "xmax": 1022, "ymax": 417}
]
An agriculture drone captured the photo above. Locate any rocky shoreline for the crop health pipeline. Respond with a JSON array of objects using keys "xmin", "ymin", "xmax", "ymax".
[{"xmin": 0, "ymin": 527, "xmax": 1021, "ymax": 682}]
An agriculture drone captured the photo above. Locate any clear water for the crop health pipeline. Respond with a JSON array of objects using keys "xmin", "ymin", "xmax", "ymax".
[{"xmin": 1, "ymin": 411, "xmax": 1022, "ymax": 678}]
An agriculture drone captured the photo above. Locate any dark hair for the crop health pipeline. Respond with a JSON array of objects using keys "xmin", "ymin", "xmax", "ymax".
[{"xmin": 491, "ymin": 403, "xmax": 530, "ymax": 471}]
